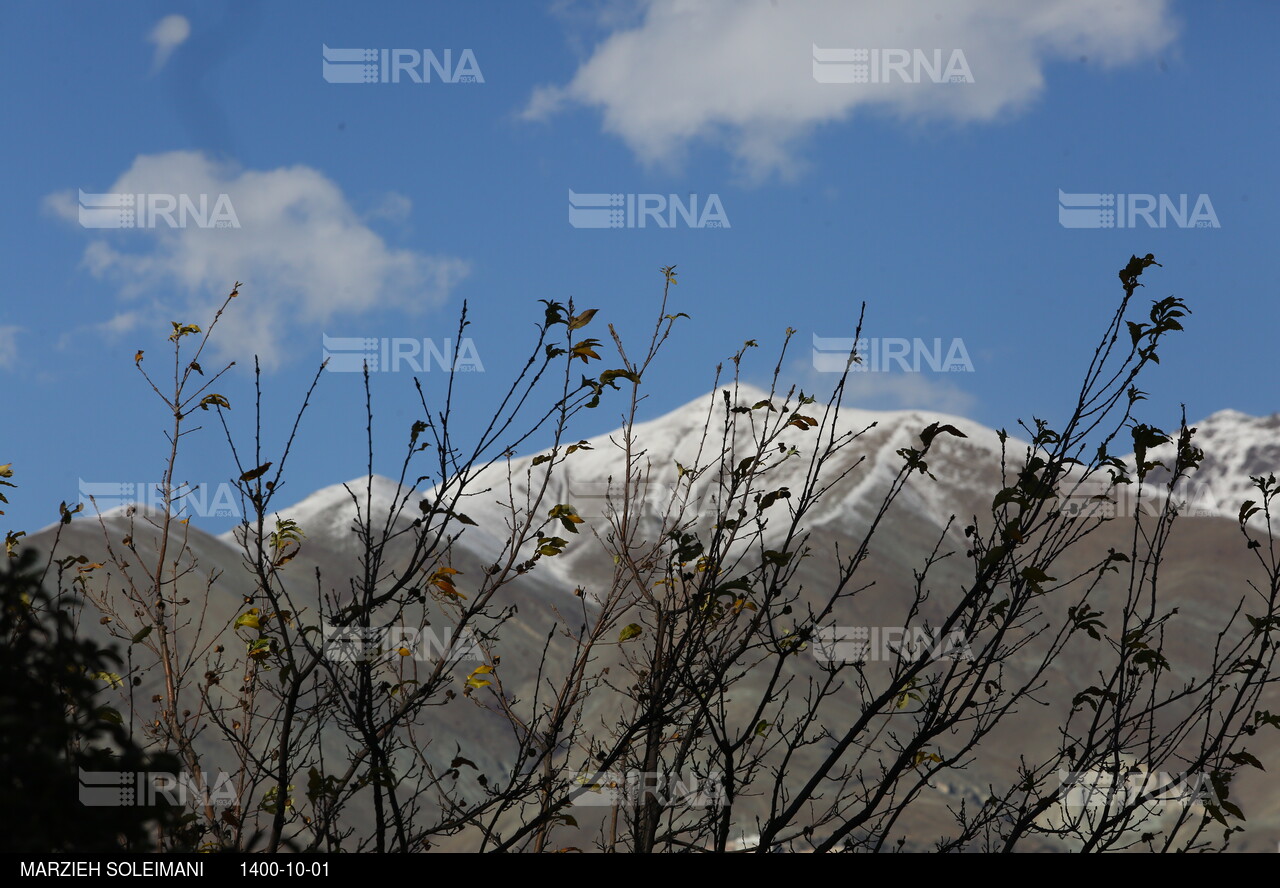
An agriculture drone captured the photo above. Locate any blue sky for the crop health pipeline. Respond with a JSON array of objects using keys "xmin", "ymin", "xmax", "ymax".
[{"xmin": 1, "ymin": 0, "xmax": 1275, "ymax": 536}]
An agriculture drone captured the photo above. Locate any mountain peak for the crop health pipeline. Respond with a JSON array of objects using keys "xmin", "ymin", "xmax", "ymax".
[
  {"xmin": 219, "ymin": 474, "xmax": 416, "ymax": 549},
  {"xmin": 1124, "ymin": 408, "xmax": 1280, "ymax": 518}
]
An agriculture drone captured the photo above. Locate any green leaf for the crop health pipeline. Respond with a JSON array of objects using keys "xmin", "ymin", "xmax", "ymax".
[
  {"xmin": 1220, "ymin": 799, "xmax": 1245, "ymax": 821},
  {"xmin": 1226, "ymin": 751, "xmax": 1265, "ymax": 771},
  {"xmin": 92, "ymin": 671, "xmax": 124, "ymax": 689},
  {"xmin": 1020, "ymin": 566, "xmax": 1056, "ymax": 592},
  {"xmin": 131, "ymin": 625, "xmax": 153, "ymax": 644},
  {"xmin": 549, "ymin": 503, "xmax": 585, "ymax": 534},
  {"xmin": 756, "ymin": 487, "xmax": 791, "ymax": 514},
  {"xmin": 247, "ymin": 637, "xmax": 274, "ymax": 660},
  {"xmin": 536, "ymin": 535, "xmax": 569, "ymax": 557},
  {"xmin": 168, "ymin": 322, "xmax": 202, "ymax": 342},
  {"xmin": 618, "ymin": 623, "xmax": 643, "ymax": 643},
  {"xmin": 920, "ymin": 422, "xmax": 967, "ymax": 448},
  {"xmin": 599, "ymin": 368, "xmax": 641, "ymax": 389},
  {"xmin": 198, "ymin": 393, "xmax": 230, "ymax": 411}
]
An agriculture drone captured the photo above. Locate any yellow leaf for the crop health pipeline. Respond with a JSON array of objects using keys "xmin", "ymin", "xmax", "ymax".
[
  {"xmin": 463, "ymin": 665, "xmax": 494, "ymax": 689},
  {"xmin": 239, "ymin": 461, "xmax": 273, "ymax": 482},
  {"xmin": 568, "ymin": 308, "xmax": 598, "ymax": 331},
  {"xmin": 618, "ymin": 623, "xmax": 643, "ymax": 643},
  {"xmin": 569, "ymin": 339, "xmax": 602, "ymax": 364},
  {"xmin": 430, "ymin": 567, "xmax": 467, "ymax": 599}
]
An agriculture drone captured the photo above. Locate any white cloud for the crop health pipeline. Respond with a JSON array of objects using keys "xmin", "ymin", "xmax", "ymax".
[
  {"xmin": 45, "ymin": 152, "xmax": 470, "ymax": 369},
  {"xmin": 0, "ymin": 326, "xmax": 18, "ymax": 369},
  {"xmin": 526, "ymin": 0, "xmax": 1177, "ymax": 179},
  {"xmin": 786, "ymin": 357, "xmax": 978, "ymax": 415},
  {"xmin": 836, "ymin": 372, "xmax": 977, "ymax": 415},
  {"xmin": 148, "ymin": 14, "xmax": 191, "ymax": 72},
  {"xmin": 366, "ymin": 191, "xmax": 414, "ymax": 223},
  {"xmin": 92, "ymin": 312, "xmax": 144, "ymax": 339}
]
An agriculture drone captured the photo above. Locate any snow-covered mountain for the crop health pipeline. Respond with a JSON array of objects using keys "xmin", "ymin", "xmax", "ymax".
[
  {"xmin": 180, "ymin": 386, "xmax": 1280, "ymax": 600},
  {"xmin": 1134, "ymin": 409, "xmax": 1280, "ymax": 519},
  {"xmin": 185, "ymin": 384, "xmax": 1020, "ymax": 602},
  {"xmin": 245, "ymin": 386, "xmax": 1275, "ymax": 561},
  {"xmin": 22, "ymin": 388, "xmax": 1280, "ymax": 851}
]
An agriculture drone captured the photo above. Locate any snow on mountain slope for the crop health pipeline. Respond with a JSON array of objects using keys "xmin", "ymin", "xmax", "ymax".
[
  {"xmin": 205, "ymin": 385, "xmax": 1021, "ymax": 603},
  {"xmin": 452, "ymin": 383, "xmax": 1019, "ymax": 567},
  {"xmin": 1117, "ymin": 409, "xmax": 1280, "ymax": 519},
  {"xmin": 214, "ymin": 472, "xmax": 531, "ymax": 585},
  {"xmin": 197, "ymin": 392, "xmax": 1277, "ymax": 584},
  {"xmin": 220, "ymin": 473, "xmax": 415, "ymax": 555}
]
